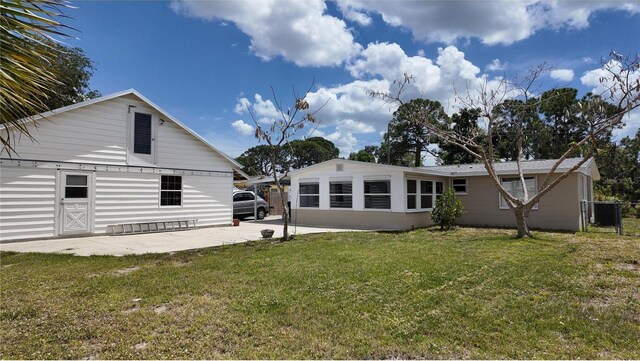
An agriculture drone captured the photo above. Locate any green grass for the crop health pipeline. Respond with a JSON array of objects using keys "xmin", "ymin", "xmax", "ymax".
[{"xmin": 1, "ymin": 228, "xmax": 639, "ymax": 359}]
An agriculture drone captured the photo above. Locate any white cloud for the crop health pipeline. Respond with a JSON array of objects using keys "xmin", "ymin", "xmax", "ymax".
[
  {"xmin": 345, "ymin": 43, "xmax": 485, "ymax": 113},
  {"xmin": 486, "ymin": 59, "xmax": 505, "ymax": 72},
  {"xmin": 613, "ymin": 109, "xmax": 640, "ymax": 141},
  {"xmin": 337, "ymin": 119, "xmax": 376, "ymax": 133},
  {"xmin": 326, "ymin": 130, "xmax": 359, "ymax": 156},
  {"xmin": 336, "ymin": 1, "xmax": 372, "ymax": 26},
  {"xmin": 550, "ymin": 68, "xmax": 574, "ymax": 82},
  {"xmin": 335, "ymin": 0, "xmax": 639, "ymax": 45},
  {"xmin": 231, "ymin": 119, "xmax": 255, "ymax": 136},
  {"xmin": 171, "ymin": 0, "xmax": 362, "ymax": 67},
  {"xmin": 234, "ymin": 94, "xmax": 281, "ymax": 123},
  {"xmin": 581, "ymin": 60, "xmax": 640, "ymax": 104}
]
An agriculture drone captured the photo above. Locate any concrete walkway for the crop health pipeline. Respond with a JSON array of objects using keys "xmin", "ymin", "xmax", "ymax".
[{"xmin": 0, "ymin": 216, "xmax": 362, "ymax": 257}]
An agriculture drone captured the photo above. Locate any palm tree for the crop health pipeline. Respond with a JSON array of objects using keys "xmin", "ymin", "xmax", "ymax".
[{"xmin": 1, "ymin": 0, "xmax": 71, "ymax": 153}]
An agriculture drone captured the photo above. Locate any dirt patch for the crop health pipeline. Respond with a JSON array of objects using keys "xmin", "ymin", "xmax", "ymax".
[
  {"xmin": 614, "ymin": 263, "xmax": 638, "ymax": 271},
  {"xmin": 154, "ymin": 305, "xmax": 169, "ymax": 314},
  {"xmin": 114, "ymin": 266, "xmax": 140, "ymax": 276},
  {"xmin": 134, "ymin": 342, "xmax": 147, "ymax": 350}
]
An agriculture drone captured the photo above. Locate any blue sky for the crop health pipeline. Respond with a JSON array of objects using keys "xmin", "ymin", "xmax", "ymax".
[{"xmin": 65, "ymin": 1, "xmax": 640, "ymax": 158}]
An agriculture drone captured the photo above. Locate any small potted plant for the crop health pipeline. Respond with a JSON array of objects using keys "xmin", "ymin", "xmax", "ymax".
[{"xmin": 260, "ymin": 229, "xmax": 275, "ymax": 238}]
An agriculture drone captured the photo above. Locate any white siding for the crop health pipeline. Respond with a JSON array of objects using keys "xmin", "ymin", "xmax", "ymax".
[
  {"xmin": 0, "ymin": 167, "xmax": 57, "ymax": 241},
  {"xmin": 291, "ymin": 161, "xmax": 408, "ymax": 212},
  {"xmin": 94, "ymin": 172, "xmax": 232, "ymax": 233},
  {"xmin": 155, "ymin": 120, "xmax": 230, "ymax": 171},
  {"xmin": 0, "ymin": 99, "xmax": 128, "ymax": 164},
  {"xmin": 1, "ymin": 94, "xmax": 233, "ymax": 173}
]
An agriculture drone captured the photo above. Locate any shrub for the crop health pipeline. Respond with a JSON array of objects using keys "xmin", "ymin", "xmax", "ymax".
[{"xmin": 431, "ymin": 189, "xmax": 464, "ymax": 230}]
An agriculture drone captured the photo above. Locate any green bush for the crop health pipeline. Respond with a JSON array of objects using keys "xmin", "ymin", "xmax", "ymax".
[{"xmin": 431, "ymin": 189, "xmax": 464, "ymax": 230}]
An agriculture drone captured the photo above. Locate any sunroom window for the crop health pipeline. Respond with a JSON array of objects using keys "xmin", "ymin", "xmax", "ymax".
[
  {"xmin": 299, "ymin": 182, "xmax": 320, "ymax": 208},
  {"xmin": 329, "ymin": 181, "xmax": 352, "ymax": 208},
  {"xmin": 364, "ymin": 180, "xmax": 391, "ymax": 209}
]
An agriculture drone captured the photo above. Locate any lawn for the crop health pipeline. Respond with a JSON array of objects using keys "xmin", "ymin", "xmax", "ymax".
[{"xmin": 1, "ymin": 228, "xmax": 638, "ymax": 359}]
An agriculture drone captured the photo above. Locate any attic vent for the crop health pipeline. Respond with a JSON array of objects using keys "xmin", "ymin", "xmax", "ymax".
[{"xmin": 336, "ymin": 163, "xmax": 344, "ymax": 172}]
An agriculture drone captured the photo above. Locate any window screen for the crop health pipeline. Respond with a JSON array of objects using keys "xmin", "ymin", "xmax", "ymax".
[
  {"xmin": 134, "ymin": 112, "xmax": 152, "ymax": 154},
  {"xmin": 299, "ymin": 182, "xmax": 320, "ymax": 208},
  {"xmin": 329, "ymin": 181, "xmax": 352, "ymax": 208},
  {"xmin": 364, "ymin": 180, "xmax": 390, "ymax": 209}
]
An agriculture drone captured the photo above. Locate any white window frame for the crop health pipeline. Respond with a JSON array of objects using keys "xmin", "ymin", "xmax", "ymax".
[
  {"xmin": 499, "ymin": 176, "xmax": 538, "ymax": 210},
  {"xmin": 407, "ymin": 179, "xmax": 417, "ymax": 210},
  {"xmin": 406, "ymin": 178, "xmax": 443, "ymax": 211},
  {"xmin": 160, "ymin": 175, "xmax": 183, "ymax": 208},
  {"xmin": 299, "ymin": 182, "xmax": 320, "ymax": 208},
  {"xmin": 452, "ymin": 178, "xmax": 467, "ymax": 195},
  {"xmin": 364, "ymin": 179, "xmax": 391, "ymax": 210},
  {"xmin": 329, "ymin": 180, "xmax": 352, "ymax": 209}
]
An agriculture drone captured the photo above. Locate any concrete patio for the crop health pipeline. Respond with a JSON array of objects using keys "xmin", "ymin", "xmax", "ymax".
[{"xmin": 0, "ymin": 216, "xmax": 362, "ymax": 257}]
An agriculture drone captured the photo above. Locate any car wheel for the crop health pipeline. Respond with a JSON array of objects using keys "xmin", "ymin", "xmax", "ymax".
[{"xmin": 257, "ymin": 208, "xmax": 266, "ymax": 220}]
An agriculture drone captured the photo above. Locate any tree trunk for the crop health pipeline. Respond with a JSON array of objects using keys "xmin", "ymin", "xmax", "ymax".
[
  {"xmin": 514, "ymin": 207, "xmax": 532, "ymax": 238},
  {"xmin": 277, "ymin": 183, "xmax": 288, "ymax": 241}
]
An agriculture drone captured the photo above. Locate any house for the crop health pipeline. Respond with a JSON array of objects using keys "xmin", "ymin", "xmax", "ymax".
[
  {"xmin": 0, "ymin": 89, "xmax": 244, "ymax": 242},
  {"xmin": 288, "ymin": 158, "xmax": 600, "ymax": 232}
]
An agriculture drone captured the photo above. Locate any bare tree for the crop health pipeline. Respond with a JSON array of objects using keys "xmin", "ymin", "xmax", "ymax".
[
  {"xmin": 247, "ymin": 82, "xmax": 321, "ymax": 241},
  {"xmin": 374, "ymin": 53, "xmax": 640, "ymax": 238}
]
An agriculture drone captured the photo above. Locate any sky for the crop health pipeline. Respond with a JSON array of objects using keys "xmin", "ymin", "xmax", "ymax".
[{"xmin": 64, "ymin": 0, "xmax": 640, "ymax": 159}]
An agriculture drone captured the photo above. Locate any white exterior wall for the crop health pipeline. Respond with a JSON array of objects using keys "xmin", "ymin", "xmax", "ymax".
[
  {"xmin": 0, "ymin": 92, "xmax": 237, "ymax": 242},
  {"xmin": 0, "ymin": 167, "xmax": 57, "ymax": 241},
  {"xmin": 94, "ymin": 172, "xmax": 232, "ymax": 234},
  {"xmin": 0, "ymin": 95, "xmax": 233, "ymax": 172},
  {"xmin": 291, "ymin": 161, "xmax": 407, "ymax": 212}
]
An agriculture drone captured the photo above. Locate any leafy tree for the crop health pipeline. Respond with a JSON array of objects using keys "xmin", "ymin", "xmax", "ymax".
[
  {"xmin": 348, "ymin": 145, "xmax": 378, "ymax": 163},
  {"xmin": 236, "ymin": 145, "xmax": 286, "ymax": 176},
  {"xmin": 38, "ymin": 38, "xmax": 101, "ymax": 110},
  {"xmin": 431, "ymin": 189, "xmax": 464, "ymax": 230},
  {"xmin": 1, "ymin": 0, "xmax": 73, "ymax": 153},
  {"xmin": 596, "ymin": 130, "xmax": 640, "ymax": 202},
  {"xmin": 439, "ymin": 108, "xmax": 482, "ymax": 165},
  {"xmin": 382, "ymin": 98, "xmax": 447, "ymax": 167},
  {"xmin": 286, "ymin": 137, "xmax": 339, "ymax": 169}
]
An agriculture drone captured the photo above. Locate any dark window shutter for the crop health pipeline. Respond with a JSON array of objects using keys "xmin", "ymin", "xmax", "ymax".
[{"xmin": 134, "ymin": 113, "xmax": 152, "ymax": 154}]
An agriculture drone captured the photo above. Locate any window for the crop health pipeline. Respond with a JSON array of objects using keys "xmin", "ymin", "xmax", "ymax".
[
  {"xmin": 134, "ymin": 112, "xmax": 152, "ymax": 154},
  {"xmin": 500, "ymin": 176, "xmax": 538, "ymax": 209},
  {"xmin": 435, "ymin": 181, "xmax": 443, "ymax": 204},
  {"xmin": 364, "ymin": 180, "xmax": 391, "ymax": 209},
  {"xmin": 420, "ymin": 181, "xmax": 433, "ymax": 210},
  {"xmin": 65, "ymin": 175, "xmax": 88, "ymax": 198},
  {"xmin": 452, "ymin": 178, "xmax": 467, "ymax": 194},
  {"xmin": 329, "ymin": 181, "xmax": 352, "ymax": 208},
  {"xmin": 233, "ymin": 192, "xmax": 254, "ymax": 202},
  {"xmin": 407, "ymin": 179, "xmax": 443, "ymax": 210},
  {"xmin": 160, "ymin": 175, "xmax": 182, "ymax": 206},
  {"xmin": 299, "ymin": 182, "xmax": 319, "ymax": 208},
  {"xmin": 407, "ymin": 179, "xmax": 417, "ymax": 209}
]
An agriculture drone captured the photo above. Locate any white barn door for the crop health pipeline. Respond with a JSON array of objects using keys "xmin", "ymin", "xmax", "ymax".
[{"xmin": 58, "ymin": 171, "xmax": 94, "ymax": 236}]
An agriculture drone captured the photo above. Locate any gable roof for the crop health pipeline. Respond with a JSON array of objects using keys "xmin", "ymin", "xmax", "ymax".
[
  {"xmin": 6, "ymin": 89, "xmax": 244, "ymax": 171},
  {"xmin": 290, "ymin": 157, "xmax": 600, "ymax": 180}
]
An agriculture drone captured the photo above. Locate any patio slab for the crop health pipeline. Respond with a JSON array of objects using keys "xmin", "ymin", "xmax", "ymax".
[{"xmin": 0, "ymin": 216, "xmax": 362, "ymax": 256}]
